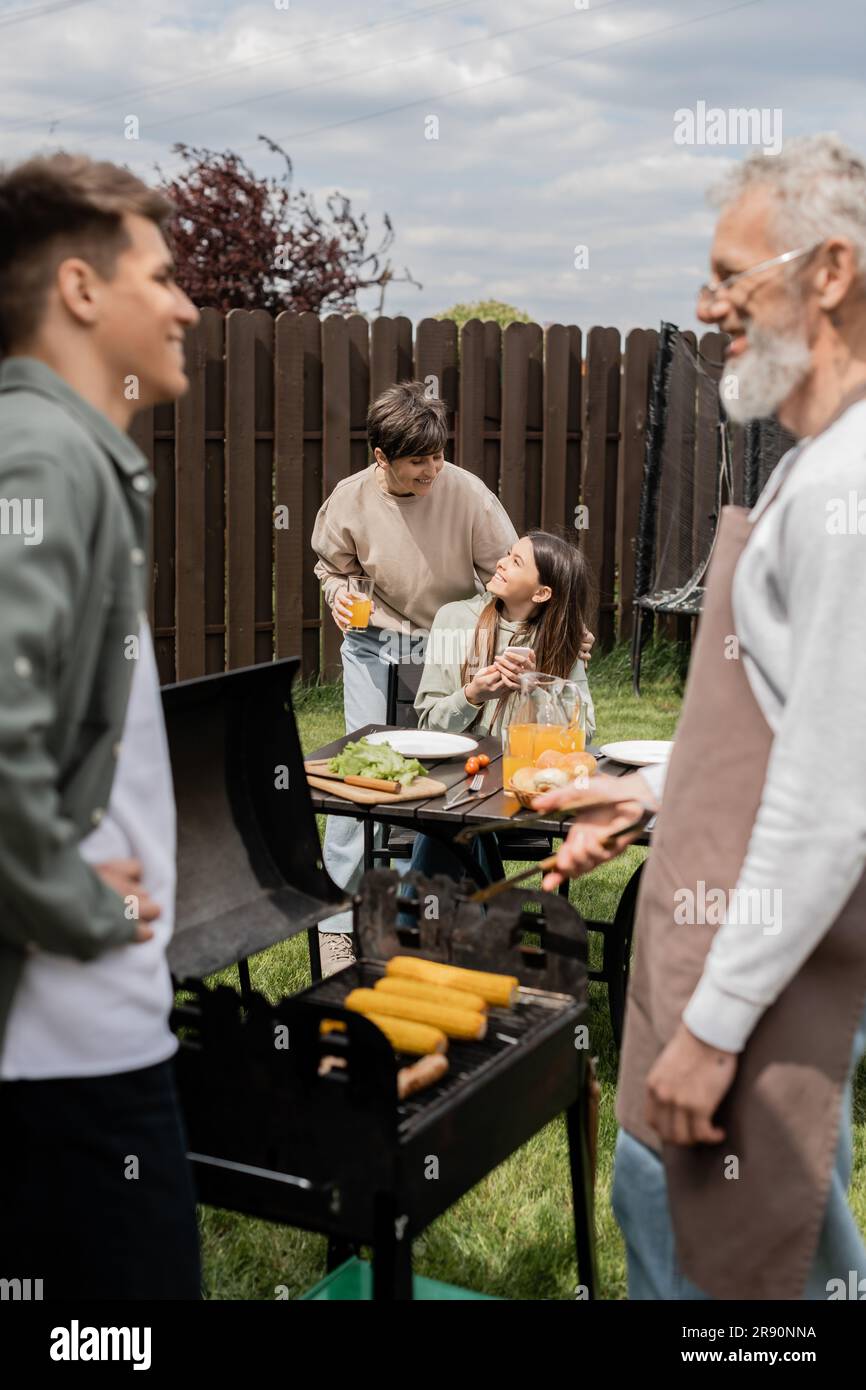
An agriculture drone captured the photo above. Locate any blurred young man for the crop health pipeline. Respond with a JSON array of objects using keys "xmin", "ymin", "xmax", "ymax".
[
  {"xmin": 0, "ymin": 153, "xmax": 201, "ymax": 1298},
  {"xmin": 539, "ymin": 135, "xmax": 866, "ymax": 1300}
]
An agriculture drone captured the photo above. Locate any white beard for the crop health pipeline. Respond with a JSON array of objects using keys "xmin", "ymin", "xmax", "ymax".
[{"xmin": 721, "ymin": 322, "xmax": 812, "ymax": 424}]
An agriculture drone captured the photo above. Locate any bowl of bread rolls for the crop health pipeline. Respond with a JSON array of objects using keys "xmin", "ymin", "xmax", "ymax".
[{"xmin": 507, "ymin": 749, "xmax": 598, "ymax": 808}]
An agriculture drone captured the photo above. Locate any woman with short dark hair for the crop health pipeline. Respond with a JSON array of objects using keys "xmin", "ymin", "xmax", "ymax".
[{"xmin": 311, "ymin": 379, "xmax": 520, "ymax": 973}]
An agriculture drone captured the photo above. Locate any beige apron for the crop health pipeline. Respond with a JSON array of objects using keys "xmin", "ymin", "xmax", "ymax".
[{"xmin": 617, "ymin": 423, "xmax": 866, "ymax": 1300}]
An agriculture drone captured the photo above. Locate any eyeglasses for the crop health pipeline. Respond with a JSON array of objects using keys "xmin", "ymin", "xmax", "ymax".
[{"xmin": 698, "ymin": 241, "xmax": 823, "ymax": 310}]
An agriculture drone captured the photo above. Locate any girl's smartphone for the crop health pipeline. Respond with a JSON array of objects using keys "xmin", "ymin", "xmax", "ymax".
[{"xmin": 497, "ymin": 645, "xmax": 534, "ymax": 675}]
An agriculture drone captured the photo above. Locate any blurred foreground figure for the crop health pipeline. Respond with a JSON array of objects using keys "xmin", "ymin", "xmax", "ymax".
[{"xmin": 0, "ymin": 153, "xmax": 201, "ymax": 1298}]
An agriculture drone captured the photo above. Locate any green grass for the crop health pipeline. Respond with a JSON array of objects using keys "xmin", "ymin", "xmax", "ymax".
[{"xmin": 197, "ymin": 641, "xmax": 866, "ymax": 1300}]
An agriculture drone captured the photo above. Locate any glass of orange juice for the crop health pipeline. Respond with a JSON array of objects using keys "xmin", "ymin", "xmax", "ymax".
[
  {"xmin": 347, "ymin": 575, "xmax": 374, "ymax": 632},
  {"xmin": 502, "ymin": 674, "xmax": 586, "ymax": 790}
]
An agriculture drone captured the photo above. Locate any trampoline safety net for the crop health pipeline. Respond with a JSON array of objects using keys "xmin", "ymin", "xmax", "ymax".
[{"xmin": 630, "ymin": 322, "xmax": 796, "ymax": 693}]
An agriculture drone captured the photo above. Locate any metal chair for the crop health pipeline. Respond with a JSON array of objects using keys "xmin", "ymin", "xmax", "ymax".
[{"xmin": 584, "ymin": 861, "xmax": 644, "ymax": 1051}]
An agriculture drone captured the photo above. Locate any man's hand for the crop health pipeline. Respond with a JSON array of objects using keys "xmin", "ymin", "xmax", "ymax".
[
  {"xmin": 464, "ymin": 665, "xmax": 515, "ymax": 703},
  {"xmin": 94, "ymin": 858, "xmax": 160, "ymax": 942},
  {"xmin": 533, "ymin": 771, "xmax": 657, "ymax": 888},
  {"xmin": 330, "ymin": 587, "xmax": 355, "ymax": 633},
  {"xmin": 579, "ymin": 627, "xmax": 595, "ymax": 664},
  {"xmin": 645, "ymin": 1022, "xmax": 738, "ymax": 1146}
]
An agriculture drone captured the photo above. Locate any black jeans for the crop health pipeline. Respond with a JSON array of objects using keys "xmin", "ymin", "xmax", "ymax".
[{"xmin": 0, "ymin": 1056, "xmax": 201, "ymax": 1300}]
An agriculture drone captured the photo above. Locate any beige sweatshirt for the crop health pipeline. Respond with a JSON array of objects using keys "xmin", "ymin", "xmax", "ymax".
[
  {"xmin": 311, "ymin": 462, "xmax": 518, "ymax": 634},
  {"xmin": 414, "ymin": 593, "xmax": 596, "ymax": 740}
]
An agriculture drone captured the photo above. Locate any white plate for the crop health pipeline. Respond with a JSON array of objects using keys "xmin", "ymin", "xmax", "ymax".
[
  {"xmin": 599, "ymin": 740, "xmax": 673, "ymax": 767},
  {"xmin": 362, "ymin": 730, "xmax": 479, "ymax": 759}
]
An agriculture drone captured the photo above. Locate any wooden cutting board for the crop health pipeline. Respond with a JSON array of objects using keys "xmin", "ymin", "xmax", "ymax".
[{"xmin": 305, "ymin": 773, "xmax": 447, "ymax": 805}]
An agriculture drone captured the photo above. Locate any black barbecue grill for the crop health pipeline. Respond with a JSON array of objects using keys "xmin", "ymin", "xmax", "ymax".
[{"xmin": 163, "ymin": 659, "xmax": 597, "ymax": 1300}]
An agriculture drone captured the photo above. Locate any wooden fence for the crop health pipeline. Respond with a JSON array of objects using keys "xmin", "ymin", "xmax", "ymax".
[{"xmin": 129, "ymin": 309, "xmax": 738, "ymax": 687}]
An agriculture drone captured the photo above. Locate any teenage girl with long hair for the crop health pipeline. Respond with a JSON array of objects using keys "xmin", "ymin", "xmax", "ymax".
[{"xmin": 410, "ymin": 530, "xmax": 596, "ymax": 878}]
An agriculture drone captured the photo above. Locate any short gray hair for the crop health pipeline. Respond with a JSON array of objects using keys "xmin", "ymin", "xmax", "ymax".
[{"xmin": 709, "ymin": 133, "xmax": 866, "ymax": 279}]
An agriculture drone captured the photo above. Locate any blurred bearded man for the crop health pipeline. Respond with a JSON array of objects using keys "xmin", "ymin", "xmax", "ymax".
[{"xmin": 538, "ymin": 134, "xmax": 866, "ymax": 1300}]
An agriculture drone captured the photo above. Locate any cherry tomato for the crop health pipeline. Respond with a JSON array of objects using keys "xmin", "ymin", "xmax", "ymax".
[
  {"xmin": 465, "ymin": 756, "xmax": 481, "ymax": 775},
  {"xmin": 476, "ymin": 753, "xmax": 491, "ymax": 768}
]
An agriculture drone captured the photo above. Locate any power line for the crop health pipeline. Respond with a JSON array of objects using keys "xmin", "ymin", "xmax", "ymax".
[
  {"xmin": 261, "ymin": 0, "xmax": 770, "ymax": 148},
  {"xmin": 2, "ymin": 0, "xmax": 483, "ymax": 135},
  {"xmin": 0, "ymin": 0, "xmax": 90, "ymax": 26},
  {"xmin": 146, "ymin": 0, "xmax": 642, "ymax": 136}
]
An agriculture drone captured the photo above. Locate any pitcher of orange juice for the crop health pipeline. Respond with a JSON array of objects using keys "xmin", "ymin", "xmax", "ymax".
[{"xmin": 503, "ymin": 672, "xmax": 586, "ymax": 790}]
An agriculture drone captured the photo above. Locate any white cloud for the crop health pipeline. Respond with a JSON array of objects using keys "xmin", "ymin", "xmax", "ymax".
[
  {"xmin": 2, "ymin": 0, "xmax": 865, "ymax": 332},
  {"xmin": 548, "ymin": 149, "xmax": 735, "ymax": 199}
]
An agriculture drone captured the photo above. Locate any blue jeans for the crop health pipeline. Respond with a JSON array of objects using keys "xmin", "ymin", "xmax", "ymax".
[
  {"xmin": 395, "ymin": 831, "xmax": 496, "ymax": 928},
  {"xmin": 612, "ymin": 997, "xmax": 866, "ymax": 1299},
  {"xmin": 320, "ymin": 627, "xmax": 392, "ymax": 935},
  {"xmin": 408, "ymin": 829, "xmax": 496, "ymax": 884}
]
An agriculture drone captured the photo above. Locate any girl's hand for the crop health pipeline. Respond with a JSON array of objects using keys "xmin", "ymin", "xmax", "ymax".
[
  {"xmin": 465, "ymin": 665, "xmax": 513, "ymax": 703},
  {"xmin": 579, "ymin": 627, "xmax": 595, "ymax": 664},
  {"xmin": 494, "ymin": 647, "xmax": 536, "ymax": 680},
  {"xmin": 330, "ymin": 587, "xmax": 355, "ymax": 632}
]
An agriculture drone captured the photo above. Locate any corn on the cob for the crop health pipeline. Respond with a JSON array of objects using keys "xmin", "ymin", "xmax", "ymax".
[
  {"xmin": 344, "ymin": 988, "xmax": 486, "ymax": 1041},
  {"xmin": 321, "ymin": 1013, "xmax": 447, "ymax": 1055},
  {"xmin": 385, "ymin": 955, "xmax": 518, "ymax": 1009},
  {"xmin": 373, "ymin": 974, "xmax": 487, "ymax": 1014},
  {"xmin": 366, "ymin": 1013, "xmax": 448, "ymax": 1055}
]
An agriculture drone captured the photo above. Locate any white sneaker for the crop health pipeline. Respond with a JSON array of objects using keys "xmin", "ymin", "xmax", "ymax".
[{"xmin": 320, "ymin": 932, "xmax": 356, "ymax": 978}]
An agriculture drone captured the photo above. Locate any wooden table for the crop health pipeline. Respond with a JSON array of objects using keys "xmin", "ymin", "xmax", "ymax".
[
  {"xmin": 306, "ymin": 724, "xmax": 656, "ymax": 1049},
  {"xmin": 305, "ymin": 723, "xmax": 652, "ymax": 889}
]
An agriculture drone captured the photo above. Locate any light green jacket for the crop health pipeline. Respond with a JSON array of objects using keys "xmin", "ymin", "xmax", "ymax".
[
  {"xmin": 414, "ymin": 593, "xmax": 596, "ymax": 740},
  {"xmin": 0, "ymin": 358, "xmax": 156, "ymax": 1061}
]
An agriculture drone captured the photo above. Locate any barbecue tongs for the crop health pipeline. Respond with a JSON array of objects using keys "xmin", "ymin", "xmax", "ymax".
[
  {"xmin": 467, "ymin": 801, "xmax": 655, "ymax": 904},
  {"xmin": 455, "ymin": 789, "xmax": 650, "ymax": 846}
]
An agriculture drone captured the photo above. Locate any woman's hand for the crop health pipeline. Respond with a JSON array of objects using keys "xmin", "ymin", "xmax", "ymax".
[
  {"xmin": 531, "ymin": 771, "xmax": 657, "ymax": 888},
  {"xmin": 579, "ymin": 627, "xmax": 595, "ymax": 664},
  {"xmin": 464, "ymin": 665, "xmax": 514, "ymax": 704},
  {"xmin": 494, "ymin": 647, "xmax": 536, "ymax": 681},
  {"xmin": 330, "ymin": 587, "xmax": 355, "ymax": 632}
]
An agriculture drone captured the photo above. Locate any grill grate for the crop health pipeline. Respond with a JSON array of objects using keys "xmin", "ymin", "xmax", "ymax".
[{"xmin": 305, "ymin": 960, "xmax": 576, "ymax": 1127}]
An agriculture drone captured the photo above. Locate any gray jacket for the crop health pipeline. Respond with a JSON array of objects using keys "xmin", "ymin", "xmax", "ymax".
[{"xmin": 0, "ymin": 357, "xmax": 157, "ymax": 1060}]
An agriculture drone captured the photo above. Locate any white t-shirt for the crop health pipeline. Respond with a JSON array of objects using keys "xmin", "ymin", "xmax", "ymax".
[{"xmin": 1, "ymin": 622, "xmax": 178, "ymax": 1080}]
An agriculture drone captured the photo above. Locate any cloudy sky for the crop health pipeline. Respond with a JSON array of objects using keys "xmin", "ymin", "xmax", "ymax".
[{"xmin": 2, "ymin": 0, "xmax": 864, "ymax": 331}]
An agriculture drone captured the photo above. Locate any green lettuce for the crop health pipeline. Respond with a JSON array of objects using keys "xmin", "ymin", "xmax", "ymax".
[{"xmin": 328, "ymin": 737, "xmax": 426, "ymax": 786}]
